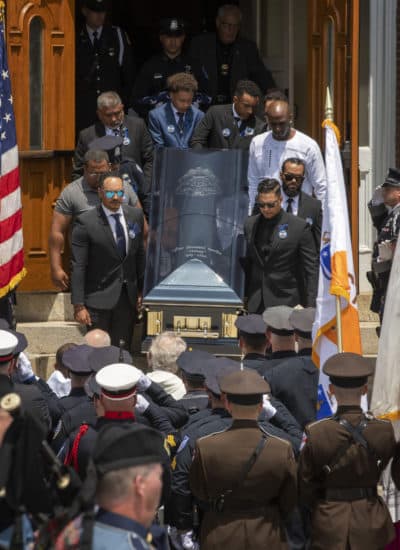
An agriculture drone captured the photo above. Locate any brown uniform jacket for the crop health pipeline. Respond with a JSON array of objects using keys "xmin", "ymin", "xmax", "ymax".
[
  {"xmin": 189, "ymin": 418, "xmax": 297, "ymax": 550},
  {"xmin": 299, "ymin": 405, "xmax": 396, "ymax": 550}
]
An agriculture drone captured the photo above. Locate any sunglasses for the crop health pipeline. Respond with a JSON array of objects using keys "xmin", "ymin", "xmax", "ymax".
[
  {"xmin": 104, "ymin": 190, "xmax": 124, "ymax": 198},
  {"xmin": 283, "ymin": 172, "xmax": 305, "ymax": 183},
  {"xmin": 256, "ymin": 200, "xmax": 279, "ymax": 209}
]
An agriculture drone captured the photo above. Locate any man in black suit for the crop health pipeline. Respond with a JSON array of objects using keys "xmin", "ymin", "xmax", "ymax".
[
  {"xmin": 73, "ymin": 91, "xmax": 154, "ymax": 185},
  {"xmin": 190, "ymin": 79, "xmax": 265, "ymax": 150},
  {"xmin": 280, "ymin": 157, "xmax": 322, "ymax": 250},
  {"xmin": 188, "ymin": 4, "xmax": 275, "ymax": 105},
  {"xmin": 71, "ymin": 172, "xmax": 145, "ymax": 350},
  {"xmin": 243, "ymin": 179, "xmax": 319, "ymax": 313}
]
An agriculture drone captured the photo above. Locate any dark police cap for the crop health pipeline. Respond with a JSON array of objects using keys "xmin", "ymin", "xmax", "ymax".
[
  {"xmin": 322, "ymin": 352, "xmax": 374, "ymax": 388},
  {"xmin": 262, "ymin": 306, "xmax": 294, "ymax": 335},
  {"xmin": 160, "ymin": 18, "xmax": 185, "ymax": 36},
  {"xmin": 83, "ymin": 0, "xmax": 107, "ymax": 12},
  {"xmin": 62, "ymin": 344, "xmax": 94, "ymax": 375},
  {"xmin": 84, "ymin": 374, "xmax": 101, "ymax": 399},
  {"xmin": 0, "ymin": 320, "xmax": 27, "ymax": 355},
  {"xmin": 93, "ymin": 423, "xmax": 165, "ymax": 475},
  {"xmin": 289, "ymin": 308, "xmax": 315, "ymax": 338},
  {"xmin": 203, "ymin": 357, "xmax": 240, "ymax": 396},
  {"xmin": 88, "ymin": 345, "xmax": 132, "ymax": 373},
  {"xmin": 383, "ymin": 168, "xmax": 400, "ymax": 188},
  {"xmin": 88, "ymin": 135, "xmax": 123, "ymax": 164},
  {"xmin": 235, "ymin": 314, "xmax": 267, "ymax": 335},
  {"xmin": 219, "ymin": 368, "xmax": 270, "ymax": 405},
  {"xmin": 176, "ymin": 350, "xmax": 213, "ymax": 382}
]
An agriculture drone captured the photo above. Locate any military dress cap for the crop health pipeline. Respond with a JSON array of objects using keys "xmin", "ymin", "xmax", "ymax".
[
  {"xmin": 176, "ymin": 350, "xmax": 213, "ymax": 382},
  {"xmin": 262, "ymin": 305, "xmax": 294, "ymax": 335},
  {"xmin": 235, "ymin": 314, "xmax": 267, "ymax": 335},
  {"xmin": 88, "ymin": 345, "xmax": 132, "ymax": 373},
  {"xmin": 219, "ymin": 368, "xmax": 271, "ymax": 405},
  {"xmin": 159, "ymin": 18, "xmax": 186, "ymax": 36},
  {"xmin": 203, "ymin": 357, "xmax": 240, "ymax": 396},
  {"xmin": 88, "ymin": 135, "xmax": 123, "ymax": 164},
  {"xmin": 289, "ymin": 308, "xmax": 316, "ymax": 338},
  {"xmin": 0, "ymin": 330, "xmax": 18, "ymax": 363},
  {"xmin": 383, "ymin": 167, "xmax": 400, "ymax": 188},
  {"xmin": 83, "ymin": 0, "xmax": 107, "ymax": 12},
  {"xmin": 0, "ymin": 320, "xmax": 28, "ymax": 355},
  {"xmin": 93, "ymin": 423, "xmax": 165, "ymax": 476},
  {"xmin": 323, "ymin": 352, "xmax": 374, "ymax": 388},
  {"xmin": 62, "ymin": 344, "xmax": 94, "ymax": 375},
  {"xmin": 95, "ymin": 363, "xmax": 141, "ymax": 400}
]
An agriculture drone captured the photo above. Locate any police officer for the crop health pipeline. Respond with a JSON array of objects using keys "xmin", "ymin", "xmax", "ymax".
[
  {"xmin": 59, "ymin": 344, "xmax": 94, "ymax": 413},
  {"xmin": 299, "ymin": 352, "xmax": 396, "ymax": 549},
  {"xmin": 368, "ymin": 167, "xmax": 400, "ymax": 326},
  {"xmin": 131, "ymin": 18, "xmax": 209, "ymax": 118},
  {"xmin": 176, "ymin": 350, "xmax": 212, "ymax": 414},
  {"xmin": 76, "ymin": 0, "xmax": 134, "ymax": 133},
  {"xmin": 235, "ymin": 314, "xmax": 270, "ymax": 374},
  {"xmin": 189, "ymin": 368, "xmax": 297, "ymax": 550},
  {"xmin": 260, "ymin": 306, "xmax": 297, "ymax": 374}
]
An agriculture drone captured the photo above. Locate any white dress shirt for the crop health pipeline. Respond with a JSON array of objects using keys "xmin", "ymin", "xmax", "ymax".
[
  {"xmin": 281, "ymin": 191, "xmax": 300, "ymax": 216},
  {"xmin": 101, "ymin": 204, "xmax": 128, "ymax": 254},
  {"xmin": 86, "ymin": 24, "xmax": 103, "ymax": 44}
]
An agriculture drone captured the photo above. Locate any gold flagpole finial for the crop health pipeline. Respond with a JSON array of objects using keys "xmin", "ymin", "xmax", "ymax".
[{"xmin": 324, "ymin": 86, "xmax": 334, "ymax": 121}]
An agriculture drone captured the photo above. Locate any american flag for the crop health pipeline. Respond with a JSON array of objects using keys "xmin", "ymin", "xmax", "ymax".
[{"xmin": 0, "ymin": 3, "xmax": 26, "ymax": 297}]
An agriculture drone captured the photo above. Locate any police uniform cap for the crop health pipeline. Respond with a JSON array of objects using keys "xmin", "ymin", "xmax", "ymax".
[
  {"xmin": 88, "ymin": 135, "xmax": 123, "ymax": 164},
  {"xmin": 0, "ymin": 330, "xmax": 19, "ymax": 363},
  {"xmin": 62, "ymin": 344, "xmax": 94, "ymax": 375},
  {"xmin": 235, "ymin": 314, "xmax": 267, "ymax": 335},
  {"xmin": 323, "ymin": 352, "xmax": 374, "ymax": 388},
  {"xmin": 84, "ymin": 374, "xmax": 101, "ymax": 399},
  {"xmin": 88, "ymin": 345, "xmax": 132, "ymax": 373},
  {"xmin": 0, "ymin": 321, "xmax": 28, "ymax": 355},
  {"xmin": 383, "ymin": 167, "xmax": 400, "ymax": 188},
  {"xmin": 219, "ymin": 368, "xmax": 271, "ymax": 405},
  {"xmin": 262, "ymin": 306, "xmax": 294, "ymax": 335},
  {"xmin": 84, "ymin": 0, "xmax": 107, "ymax": 13},
  {"xmin": 93, "ymin": 423, "xmax": 165, "ymax": 476},
  {"xmin": 160, "ymin": 18, "xmax": 186, "ymax": 36},
  {"xmin": 176, "ymin": 350, "xmax": 213, "ymax": 383},
  {"xmin": 289, "ymin": 308, "xmax": 315, "ymax": 338},
  {"xmin": 203, "ymin": 357, "xmax": 240, "ymax": 396},
  {"xmin": 95, "ymin": 363, "xmax": 141, "ymax": 400}
]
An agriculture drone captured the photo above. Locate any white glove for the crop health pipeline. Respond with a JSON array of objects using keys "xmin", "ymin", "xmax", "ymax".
[
  {"xmin": 262, "ymin": 394, "xmax": 277, "ymax": 420},
  {"xmin": 181, "ymin": 531, "xmax": 199, "ymax": 550},
  {"xmin": 378, "ymin": 240, "xmax": 394, "ymax": 262},
  {"xmin": 135, "ymin": 394, "xmax": 150, "ymax": 414},
  {"xmin": 16, "ymin": 352, "xmax": 36, "ymax": 383},
  {"xmin": 371, "ymin": 186, "xmax": 384, "ymax": 206},
  {"xmin": 136, "ymin": 372, "xmax": 152, "ymax": 392}
]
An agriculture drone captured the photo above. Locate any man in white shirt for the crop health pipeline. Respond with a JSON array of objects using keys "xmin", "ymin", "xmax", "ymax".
[
  {"xmin": 70, "ymin": 173, "xmax": 145, "ymax": 350},
  {"xmin": 248, "ymin": 99, "xmax": 327, "ymax": 213}
]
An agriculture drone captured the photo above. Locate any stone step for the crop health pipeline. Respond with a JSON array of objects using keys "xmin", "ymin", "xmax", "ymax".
[
  {"xmin": 357, "ymin": 293, "xmax": 378, "ymax": 322},
  {"xmin": 16, "ymin": 292, "xmax": 74, "ymax": 322},
  {"xmin": 360, "ymin": 321, "xmax": 379, "ymax": 356},
  {"xmin": 17, "ymin": 321, "xmax": 85, "ymax": 355}
]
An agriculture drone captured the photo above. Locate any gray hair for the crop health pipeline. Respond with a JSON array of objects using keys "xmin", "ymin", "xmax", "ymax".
[
  {"xmin": 149, "ymin": 331, "xmax": 187, "ymax": 373},
  {"xmin": 217, "ymin": 4, "xmax": 242, "ymax": 21},
  {"xmin": 97, "ymin": 91, "xmax": 122, "ymax": 110},
  {"xmin": 96, "ymin": 464, "xmax": 157, "ymax": 506},
  {"xmin": 83, "ymin": 150, "xmax": 110, "ymax": 165},
  {"xmin": 84, "ymin": 328, "xmax": 111, "ymax": 347}
]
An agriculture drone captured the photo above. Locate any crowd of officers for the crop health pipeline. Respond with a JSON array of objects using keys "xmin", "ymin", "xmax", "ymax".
[{"xmin": 1, "ymin": 306, "xmax": 400, "ymax": 549}]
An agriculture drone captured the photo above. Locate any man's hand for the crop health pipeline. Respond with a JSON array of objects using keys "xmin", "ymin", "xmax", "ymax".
[
  {"xmin": 74, "ymin": 305, "xmax": 92, "ymax": 326},
  {"xmin": 51, "ymin": 267, "xmax": 69, "ymax": 290}
]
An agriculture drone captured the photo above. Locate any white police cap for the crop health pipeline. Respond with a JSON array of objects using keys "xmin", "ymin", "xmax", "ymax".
[
  {"xmin": 0, "ymin": 330, "xmax": 18, "ymax": 363},
  {"xmin": 96, "ymin": 363, "xmax": 142, "ymax": 400}
]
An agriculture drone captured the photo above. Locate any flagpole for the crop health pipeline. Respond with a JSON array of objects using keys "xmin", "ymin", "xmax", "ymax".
[{"xmin": 325, "ymin": 86, "xmax": 343, "ymax": 352}]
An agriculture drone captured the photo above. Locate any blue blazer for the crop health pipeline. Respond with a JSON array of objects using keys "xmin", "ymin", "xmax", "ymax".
[{"xmin": 148, "ymin": 101, "xmax": 204, "ymax": 148}]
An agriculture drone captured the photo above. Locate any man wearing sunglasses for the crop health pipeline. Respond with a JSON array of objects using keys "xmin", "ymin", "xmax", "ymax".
[
  {"xmin": 280, "ymin": 157, "xmax": 322, "ymax": 251},
  {"xmin": 243, "ymin": 179, "xmax": 319, "ymax": 314},
  {"xmin": 70, "ymin": 173, "xmax": 145, "ymax": 351}
]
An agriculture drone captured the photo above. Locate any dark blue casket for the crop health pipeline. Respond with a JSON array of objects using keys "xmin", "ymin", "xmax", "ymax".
[{"xmin": 142, "ymin": 148, "xmax": 249, "ymax": 354}]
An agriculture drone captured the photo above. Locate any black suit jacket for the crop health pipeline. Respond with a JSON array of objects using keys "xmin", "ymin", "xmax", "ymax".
[
  {"xmin": 71, "ymin": 204, "xmax": 145, "ymax": 309},
  {"xmin": 297, "ymin": 191, "xmax": 322, "ymax": 250},
  {"xmin": 188, "ymin": 33, "xmax": 275, "ymax": 101},
  {"xmin": 73, "ymin": 115, "xmax": 154, "ymax": 184},
  {"xmin": 190, "ymin": 104, "xmax": 265, "ymax": 150},
  {"xmin": 243, "ymin": 211, "xmax": 319, "ymax": 312}
]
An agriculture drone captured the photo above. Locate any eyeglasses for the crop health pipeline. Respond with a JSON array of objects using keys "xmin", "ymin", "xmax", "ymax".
[
  {"xmin": 283, "ymin": 173, "xmax": 305, "ymax": 183},
  {"xmin": 104, "ymin": 190, "xmax": 124, "ymax": 198},
  {"xmin": 256, "ymin": 200, "xmax": 279, "ymax": 209}
]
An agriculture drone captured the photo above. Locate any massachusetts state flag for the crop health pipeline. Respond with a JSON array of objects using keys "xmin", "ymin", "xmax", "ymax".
[
  {"xmin": 0, "ymin": 4, "xmax": 26, "ymax": 297},
  {"xmin": 312, "ymin": 120, "xmax": 362, "ymax": 418}
]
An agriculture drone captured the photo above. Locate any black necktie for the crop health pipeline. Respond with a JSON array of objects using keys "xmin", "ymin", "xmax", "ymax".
[
  {"xmin": 111, "ymin": 213, "xmax": 126, "ymax": 258},
  {"xmin": 286, "ymin": 198, "xmax": 293, "ymax": 214},
  {"xmin": 177, "ymin": 112, "xmax": 185, "ymax": 134},
  {"xmin": 92, "ymin": 30, "xmax": 100, "ymax": 51}
]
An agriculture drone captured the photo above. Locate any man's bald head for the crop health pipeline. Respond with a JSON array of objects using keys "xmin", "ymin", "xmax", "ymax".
[
  {"xmin": 265, "ymin": 100, "xmax": 293, "ymax": 141},
  {"xmin": 266, "ymin": 99, "xmax": 290, "ymax": 119},
  {"xmin": 85, "ymin": 329, "xmax": 111, "ymax": 348}
]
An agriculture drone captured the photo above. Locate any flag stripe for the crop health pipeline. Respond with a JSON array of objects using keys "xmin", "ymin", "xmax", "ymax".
[
  {"xmin": 0, "ymin": 227, "xmax": 23, "ymax": 265},
  {"xmin": 0, "ymin": 248, "xmax": 24, "ymax": 288},
  {"xmin": 0, "ymin": 208, "xmax": 22, "ymax": 243},
  {"xmin": 0, "ymin": 165, "xmax": 19, "ymax": 200},
  {"xmin": 0, "ymin": 145, "xmax": 18, "ymax": 177},
  {"xmin": 0, "ymin": 185, "xmax": 22, "ymax": 222}
]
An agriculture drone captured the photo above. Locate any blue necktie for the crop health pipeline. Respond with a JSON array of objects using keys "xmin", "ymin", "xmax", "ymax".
[
  {"xmin": 177, "ymin": 112, "xmax": 185, "ymax": 134},
  {"xmin": 111, "ymin": 213, "xmax": 126, "ymax": 258}
]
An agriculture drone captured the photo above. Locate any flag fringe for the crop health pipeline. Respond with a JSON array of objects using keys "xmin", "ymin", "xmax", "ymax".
[
  {"xmin": 0, "ymin": 267, "xmax": 27, "ymax": 298},
  {"xmin": 322, "ymin": 119, "xmax": 341, "ymax": 144}
]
